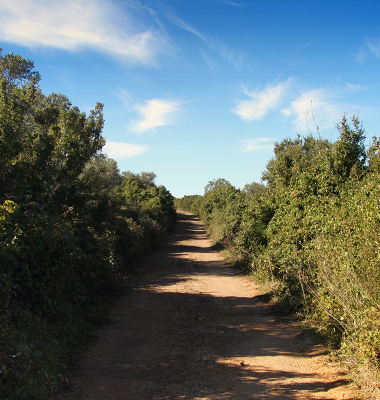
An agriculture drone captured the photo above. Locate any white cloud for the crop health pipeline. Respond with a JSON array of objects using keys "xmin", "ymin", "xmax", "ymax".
[
  {"xmin": 281, "ymin": 88, "xmax": 344, "ymax": 132},
  {"xmin": 103, "ymin": 141, "xmax": 148, "ymax": 158},
  {"xmin": 131, "ymin": 98, "xmax": 181, "ymax": 134},
  {"xmin": 233, "ymin": 79, "xmax": 293, "ymax": 121},
  {"xmin": 0, "ymin": 0, "xmax": 169, "ymax": 63},
  {"xmin": 239, "ymin": 137, "xmax": 275, "ymax": 152}
]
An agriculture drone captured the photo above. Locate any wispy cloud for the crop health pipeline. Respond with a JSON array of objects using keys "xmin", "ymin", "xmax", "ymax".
[
  {"xmin": 239, "ymin": 137, "xmax": 275, "ymax": 152},
  {"xmin": 221, "ymin": 1, "xmax": 242, "ymax": 5},
  {"xmin": 344, "ymin": 82, "xmax": 368, "ymax": 92},
  {"xmin": 233, "ymin": 79, "xmax": 293, "ymax": 121},
  {"xmin": 103, "ymin": 141, "xmax": 148, "ymax": 158},
  {"xmin": 0, "ymin": 0, "xmax": 169, "ymax": 63},
  {"xmin": 164, "ymin": 8, "xmax": 244, "ymax": 70},
  {"xmin": 211, "ymin": 0, "xmax": 242, "ymax": 5},
  {"xmin": 355, "ymin": 37, "xmax": 380, "ymax": 63},
  {"xmin": 131, "ymin": 98, "xmax": 181, "ymax": 134},
  {"xmin": 365, "ymin": 37, "xmax": 380, "ymax": 58},
  {"xmin": 114, "ymin": 88, "xmax": 132, "ymax": 108},
  {"xmin": 165, "ymin": 9, "xmax": 203, "ymax": 40}
]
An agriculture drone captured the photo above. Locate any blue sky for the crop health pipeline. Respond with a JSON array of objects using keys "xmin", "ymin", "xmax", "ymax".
[{"xmin": 1, "ymin": 0, "xmax": 380, "ymax": 197}]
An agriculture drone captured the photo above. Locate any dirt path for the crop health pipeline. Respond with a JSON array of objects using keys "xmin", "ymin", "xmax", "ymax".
[{"xmin": 56, "ymin": 212, "xmax": 357, "ymax": 400}]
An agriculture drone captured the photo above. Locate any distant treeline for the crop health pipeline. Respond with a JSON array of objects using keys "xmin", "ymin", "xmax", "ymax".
[
  {"xmin": 0, "ymin": 50, "xmax": 176, "ymax": 399},
  {"xmin": 176, "ymin": 116, "xmax": 380, "ymax": 398}
]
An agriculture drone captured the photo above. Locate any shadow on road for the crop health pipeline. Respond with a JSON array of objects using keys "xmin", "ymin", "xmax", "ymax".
[
  {"xmin": 60, "ymin": 211, "xmax": 353, "ymax": 400},
  {"xmin": 114, "ymin": 211, "xmax": 352, "ymax": 400}
]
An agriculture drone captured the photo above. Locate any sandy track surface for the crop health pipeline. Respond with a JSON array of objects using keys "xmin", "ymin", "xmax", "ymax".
[{"xmin": 56, "ymin": 212, "xmax": 357, "ymax": 400}]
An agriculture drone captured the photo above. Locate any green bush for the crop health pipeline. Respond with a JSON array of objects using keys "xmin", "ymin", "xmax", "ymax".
[
  {"xmin": 175, "ymin": 194, "xmax": 202, "ymax": 212},
  {"xmin": 0, "ymin": 50, "xmax": 176, "ymax": 399},
  {"xmin": 198, "ymin": 184, "xmax": 246, "ymax": 248},
  {"xmin": 186, "ymin": 115, "xmax": 379, "ymax": 396},
  {"xmin": 308, "ymin": 172, "xmax": 380, "ymax": 394}
]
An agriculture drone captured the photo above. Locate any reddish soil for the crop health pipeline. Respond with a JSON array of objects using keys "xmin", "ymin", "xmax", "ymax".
[{"xmin": 55, "ymin": 211, "xmax": 358, "ymax": 400}]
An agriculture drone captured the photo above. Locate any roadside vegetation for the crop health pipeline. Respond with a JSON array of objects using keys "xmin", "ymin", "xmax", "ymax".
[
  {"xmin": 176, "ymin": 117, "xmax": 380, "ymax": 398},
  {"xmin": 0, "ymin": 50, "xmax": 176, "ymax": 399}
]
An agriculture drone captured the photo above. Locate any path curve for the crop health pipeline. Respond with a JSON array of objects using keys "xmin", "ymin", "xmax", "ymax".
[{"xmin": 56, "ymin": 212, "xmax": 356, "ymax": 400}]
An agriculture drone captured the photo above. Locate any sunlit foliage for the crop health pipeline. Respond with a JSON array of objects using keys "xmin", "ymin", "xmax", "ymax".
[{"xmin": 178, "ymin": 115, "xmax": 380, "ymax": 397}]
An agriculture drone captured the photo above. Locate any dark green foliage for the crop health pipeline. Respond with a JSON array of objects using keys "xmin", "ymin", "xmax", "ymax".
[
  {"xmin": 262, "ymin": 134, "xmax": 334, "ymax": 195},
  {"xmin": 367, "ymin": 136, "xmax": 380, "ymax": 173},
  {"xmin": 0, "ymin": 48, "xmax": 41, "ymax": 89},
  {"xmin": 178, "ymin": 183, "xmax": 247, "ymax": 249},
  {"xmin": 174, "ymin": 194, "xmax": 202, "ymax": 213},
  {"xmin": 0, "ymin": 51, "xmax": 176, "ymax": 399},
  {"xmin": 118, "ymin": 171, "xmax": 176, "ymax": 233},
  {"xmin": 233, "ymin": 191, "xmax": 275, "ymax": 272},
  {"xmin": 332, "ymin": 114, "xmax": 366, "ymax": 182}
]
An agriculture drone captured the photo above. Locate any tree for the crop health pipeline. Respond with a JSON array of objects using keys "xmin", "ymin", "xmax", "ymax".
[
  {"xmin": 80, "ymin": 154, "xmax": 121, "ymax": 195},
  {"xmin": 242, "ymin": 181, "xmax": 266, "ymax": 196},
  {"xmin": 263, "ymin": 135, "xmax": 331, "ymax": 193},
  {"xmin": 367, "ymin": 136, "xmax": 380, "ymax": 172},
  {"xmin": 0, "ymin": 64, "xmax": 105, "ymax": 204},
  {"xmin": 0, "ymin": 50, "xmax": 177, "ymax": 399},
  {"xmin": 332, "ymin": 114, "xmax": 366, "ymax": 182},
  {"xmin": 204, "ymin": 178, "xmax": 232, "ymax": 194},
  {"xmin": 0, "ymin": 49, "xmax": 40, "ymax": 90}
]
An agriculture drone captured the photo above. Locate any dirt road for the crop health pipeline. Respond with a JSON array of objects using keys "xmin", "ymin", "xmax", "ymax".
[{"xmin": 57, "ymin": 212, "xmax": 356, "ymax": 400}]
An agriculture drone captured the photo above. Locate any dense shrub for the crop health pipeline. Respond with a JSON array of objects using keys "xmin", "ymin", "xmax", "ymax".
[
  {"xmin": 177, "ymin": 115, "xmax": 380, "ymax": 396},
  {"xmin": 0, "ymin": 50, "xmax": 176, "ymax": 399},
  {"xmin": 175, "ymin": 194, "xmax": 202, "ymax": 212},
  {"xmin": 198, "ymin": 182, "xmax": 246, "ymax": 248},
  {"xmin": 309, "ymin": 173, "xmax": 380, "ymax": 396}
]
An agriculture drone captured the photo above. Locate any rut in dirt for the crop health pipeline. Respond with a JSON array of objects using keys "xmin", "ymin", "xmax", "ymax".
[{"xmin": 56, "ymin": 211, "xmax": 356, "ymax": 400}]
